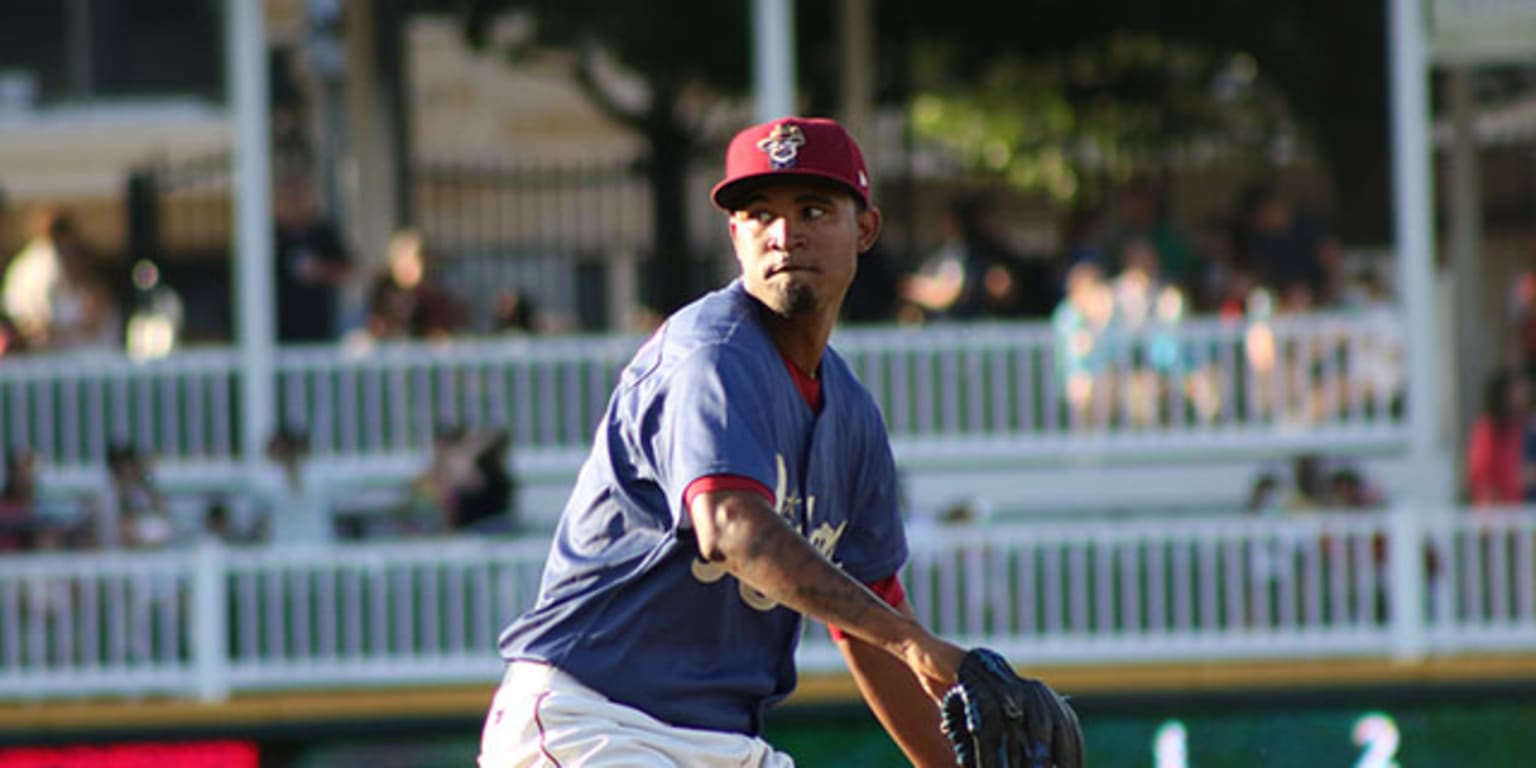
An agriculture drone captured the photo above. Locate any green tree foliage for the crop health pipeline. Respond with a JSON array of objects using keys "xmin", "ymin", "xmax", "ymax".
[
  {"xmin": 907, "ymin": 34, "xmax": 1295, "ymax": 205},
  {"xmin": 896, "ymin": 0, "xmax": 1389, "ymax": 239},
  {"xmin": 456, "ymin": 0, "xmax": 1389, "ymax": 297}
]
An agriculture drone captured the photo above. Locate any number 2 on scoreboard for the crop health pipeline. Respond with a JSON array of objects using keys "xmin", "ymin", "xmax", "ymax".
[
  {"xmin": 1149, "ymin": 712, "xmax": 1399, "ymax": 768},
  {"xmin": 1351, "ymin": 713, "xmax": 1400, "ymax": 768}
]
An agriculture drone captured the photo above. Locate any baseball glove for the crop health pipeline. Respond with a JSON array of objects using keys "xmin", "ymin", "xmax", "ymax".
[{"xmin": 940, "ymin": 648, "xmax": 1083, "ymax": 768}]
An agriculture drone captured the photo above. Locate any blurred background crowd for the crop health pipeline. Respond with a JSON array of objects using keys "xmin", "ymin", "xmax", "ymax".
[
  {"xmin": 0, "ymin": 0, "xmax": 1532, "ymax": 553},
  {"xmin": 1, "ymin": 2, "xmax": 1536, "ymax": 765}
]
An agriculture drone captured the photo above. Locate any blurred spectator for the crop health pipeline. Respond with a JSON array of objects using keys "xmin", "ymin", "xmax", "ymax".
[
  {"xmin": 404, "ymin": 425, "xmax": 518, "ymax": 535},
  {"xmin": 1466, "ymin": 369, "xmax": 1528, "ymax": 508},
  {"xmin": 1287, "ymin": 452, "xmax": 1330, "ymax": 510},
  {"xmin": 0, "ymin": 312, "xmax": 26, "ymax": 357},
  {"xmin": 1, "ymin": 208, "xmax": 119, "ymax": 351},
  {"xmin": 1051, "ymin": 261, "xmax": 1115, "ymax": 426},
  {"xmin": 494, "ymin": 289, "xmax": 541, "ymax": 334},
  {"xmin": 0, "ymin": 450, "xmax": 39, "ymax": 551},
  {"xmin": 0, "ymin": 450, "xmax": 95, "ymax": 551},
  {"xmin": 1342, "ymin": 268, "xmax": 1404, "ymax": 417},
  {"xmin": 50, "ymin": 235, "xmax": 120, "ymax": 351},
  {"xmin": 901, "ymin": 195, "xmax": 1016, "ymax": 321},
  {"xmin": 1328, "ymin": 467, "xmax": 1375, "ymax": 509},
  {"xmin": 449, "ymin": 429, "xmax": 517, "ymax": 534},
  {"xmin": 1509, "ymin": 270, "xmax": 1536, "ymax": 379},
  {"xmin": 1246, "ymin": 473, "xmax": 1282, "ymax": 516},
  {"xmin": 2, "ymin": 206, "xmax": 72, "ymax": 347},
  {"xmin": 274, "ymin": 173, "xmax": 351, "ymax": 343},
  {"xmin": 124, "ymin": 259, "xmax": 185, "ymax": 361},
  {"xmin": 1108, "ymin": 180, "xmax": 1200, "ymax": 291},
  {"xmin": 1248, "ymin": 453, "xmax": 1383, "ymax": 515},
  {"xmin": 403, "ymin": 424, "xmax": 472, "ymax": 535},
  {"xmin": 1233, "ymin": 182, "xmax": 1343, "ymax": 306},
  {"xmin": 254, "ymin": 427, "xmax": 329, "ymax": 545},
  {"xmin": 104, "ymin": 443, "xmax": 174, "ymax": 550},
  {"xmin": 200, "ymin": 497, "xmax": 244, "ymax": 545},
  {"xmin": 366, "ymin": 229, "xmax": 465, "ymax": 340},
  {"xmin": 1213, "ymin": 267, "xmax": 1259, "ymax": 323},
  {"xmin": 1111, "ymin": 238, "xmax": 1186, "ymax": 426},
  {"xmin": 1191, "ymin": 215, "xmax": 1241, "ymax": 314},
  {"xmin": 1110, "ymin": 238, "xmax": 1166, "ymax": 331}
]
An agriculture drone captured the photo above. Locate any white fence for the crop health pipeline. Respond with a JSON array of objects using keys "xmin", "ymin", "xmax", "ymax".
[
  {"xmin": 1, "ymin": 311, "xmax": 1407, "ymax": 487},
  {"xmin": 2, "ymin": 508, "xmax": 1531, "ymax": 702}
]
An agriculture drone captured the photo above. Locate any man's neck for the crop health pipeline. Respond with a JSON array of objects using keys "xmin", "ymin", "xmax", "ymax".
[{"xmin": 755, "ymin": 302, "xmax": 834, "ymax": 378}]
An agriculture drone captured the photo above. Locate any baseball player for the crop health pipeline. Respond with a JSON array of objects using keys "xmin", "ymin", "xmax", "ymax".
[{"xmin": 480, "ymin": 117, "xmax": 1079, "ymax": 768}]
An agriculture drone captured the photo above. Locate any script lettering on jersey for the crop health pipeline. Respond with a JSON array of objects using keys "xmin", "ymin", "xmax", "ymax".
[{"xmin": 690, "ymin": 454, "xmax": 846, "ymax": 611}]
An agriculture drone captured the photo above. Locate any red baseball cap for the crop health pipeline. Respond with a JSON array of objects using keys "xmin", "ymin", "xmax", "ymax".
[{"xmin": 711, "ymin": 116, "xmax": 871, "ymax": 211}]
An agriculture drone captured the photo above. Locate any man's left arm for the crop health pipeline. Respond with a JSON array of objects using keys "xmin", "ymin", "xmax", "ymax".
[{"xmin": 835, "ymin": 593, "xmax": 955, "ymax": 767}]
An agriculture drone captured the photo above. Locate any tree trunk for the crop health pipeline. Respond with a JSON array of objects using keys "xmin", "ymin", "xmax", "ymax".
[{"xmin": 641, "ymin": 93, "xmax": 697, "ymax": 317}]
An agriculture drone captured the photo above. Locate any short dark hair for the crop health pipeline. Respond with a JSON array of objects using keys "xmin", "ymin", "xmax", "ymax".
[{"xmin": 1484, "ymin": 369, "xmax": 1520, "ymax": 423}]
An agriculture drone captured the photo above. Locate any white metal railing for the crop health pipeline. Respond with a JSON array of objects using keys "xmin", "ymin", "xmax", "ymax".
[
  {"xmin": 2, "ymin": 507, "xmax": 1531, "ymax": 702},
  {"xmin": 1425, "ymin": 511, "xmax": 1536, "ymax": 652},
  {"xmin": 275, "ymin": 335, "xmax": 637, "ymax": 458},
  {"xmin": 2, "ymin": 311, "xmax": 1408, "ymax": 484},
  {"xmin": 220, "ymin": 537, "xmax": 551, "ymax": 691},
  {"xmin": 0, "ymin": 548, "xmax": 204, "ymax": 698},
  {"xmin": 0, "ymin": 348, "xmax": 242, "ymax": 482},
  {"xmin": 800, "ymin": 511, "xmax": 1398, "ymax": 668}
]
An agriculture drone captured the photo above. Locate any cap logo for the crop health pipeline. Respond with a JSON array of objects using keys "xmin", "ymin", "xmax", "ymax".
[{"xmin": 756, "ymin": 123, "xmax": 805, "ymax": 169}]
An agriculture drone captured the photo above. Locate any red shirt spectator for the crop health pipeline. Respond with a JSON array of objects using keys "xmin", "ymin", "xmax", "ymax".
[
  {"xmin": 1466, "ymin": 370, "xmax": 1528, "ymax": 507},
  {"xmin": 1467, "ymin": 420, "xmax": 1523, "ymax": 506}
]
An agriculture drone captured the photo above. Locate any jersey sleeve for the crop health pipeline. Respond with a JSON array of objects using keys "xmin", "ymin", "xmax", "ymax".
[
  {"xmin": 826, "ymin": 573, "xmax": 907, "ymax": 642},
  {"xmin": 830, "ymin": 399, "xmax": 908, "ymax": 583},
  {"xmin": 649, "ymin": 346, "xmax": 780, "ymax": 526}
]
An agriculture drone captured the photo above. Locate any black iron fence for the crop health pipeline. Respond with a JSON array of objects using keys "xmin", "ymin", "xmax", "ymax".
[
  {"xmin": 119, "ymin": 153, "xmax": 1003, "ymax": 337},
  {"xmin": 412, "ymin": 159, "xmax": 651, "ymax": 255},
  {"xmin": 410, "ymin": 158, "xmax": 659, "ymax": 332},
  {"xmin": 124, "ymin": 151, "xmax": 235, "ymax": 342}
]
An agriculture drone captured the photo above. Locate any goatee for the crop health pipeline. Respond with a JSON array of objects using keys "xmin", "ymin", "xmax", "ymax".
[{"xmin": 778, "ymin": 284, "xmax": 817, "ymax": 318}]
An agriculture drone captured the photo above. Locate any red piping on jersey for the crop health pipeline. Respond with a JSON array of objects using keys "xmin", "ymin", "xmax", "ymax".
[
  {"xmin": 683, "ymin": 475, "xmax": 774, "ymax": 514},
  {"xmin": 532, "ymin": 690, "xmax": 564, "ymax": 767}
]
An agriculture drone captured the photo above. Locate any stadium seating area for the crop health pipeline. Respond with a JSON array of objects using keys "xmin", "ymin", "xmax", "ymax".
[{"xmin": 5, "ymin": 308, "xmax": 1528, "ymax": 706}]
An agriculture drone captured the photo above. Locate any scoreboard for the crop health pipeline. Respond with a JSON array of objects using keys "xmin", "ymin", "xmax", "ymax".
[
  {"xmin": 0, "ymin": 682, "xmax": 1530, "ymax": 767},
  {"xmin": 767, "ymin": 686, "xmax": 1536, "ymax": 768}
]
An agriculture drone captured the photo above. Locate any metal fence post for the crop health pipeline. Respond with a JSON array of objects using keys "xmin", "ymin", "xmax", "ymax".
[
  {"xmin": 1386, "ymin": 0, "xmax": 1440, "ymax": 662},
  {"xmin": 125, "ymin": 169, "xmax": 160, "ymax": 266},
  {"xmin": 228, "ymin": 0, "xmax": 276, "ymax": 480},
  {"xmin": 190, "ymin": 541, "xmax": 230, "ymax": 702},
  {"xmin": 1388, "ymin": 503, "xmax": 1427, "ymax": 660}
]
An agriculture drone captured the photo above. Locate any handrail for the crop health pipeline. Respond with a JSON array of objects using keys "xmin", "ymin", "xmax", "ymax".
[{"xmin": 1, "ymin": 310, "xmax": 1409, "ymax": 483}]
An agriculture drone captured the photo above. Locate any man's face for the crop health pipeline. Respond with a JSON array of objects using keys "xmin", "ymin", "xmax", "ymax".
[{"xmin": 727, "ymin": 180, "xmax": 880, "ymax": 319}]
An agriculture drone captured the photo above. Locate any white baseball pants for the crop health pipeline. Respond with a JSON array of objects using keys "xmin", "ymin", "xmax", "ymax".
[{"xmin": 479, "ymin": 661, "xmax": 796, "ymax": 768}]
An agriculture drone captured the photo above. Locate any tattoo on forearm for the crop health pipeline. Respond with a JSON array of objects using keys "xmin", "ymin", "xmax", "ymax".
[{"xmin": 735, "ymin": 512, "xmax": 884, "ymax": 637}]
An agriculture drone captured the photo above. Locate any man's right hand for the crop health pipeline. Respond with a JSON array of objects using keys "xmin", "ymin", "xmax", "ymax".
[{"xmin": 902, "ymin": 634, "xmax": 968, "ymax": 702}]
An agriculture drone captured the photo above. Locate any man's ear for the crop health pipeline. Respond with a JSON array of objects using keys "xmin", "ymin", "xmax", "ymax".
[{"xmin": 856, "ymin": 207, "xmax": 882, "ymax": 254}]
